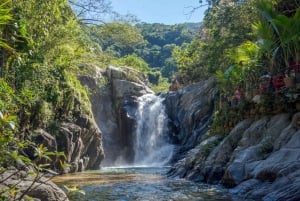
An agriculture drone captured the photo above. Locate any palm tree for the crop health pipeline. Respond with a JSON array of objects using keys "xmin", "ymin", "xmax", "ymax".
[{"xmin": 256, "ymin": 0, "xmax": 300, "ymax": 73}]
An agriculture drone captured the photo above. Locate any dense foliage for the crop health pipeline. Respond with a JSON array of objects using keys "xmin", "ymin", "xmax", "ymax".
[
  {"xmin": 173, "ymin": 0, "xmax": 259, "ymax": 83},
  {"xmin": 135, "ymin": 23, "xmax": 200, "ymax": 72},
  {"xmin": 0, "ymin": 0, "xmax": 102, "ymax": 199},
  {"xmin": 179, "ymin": 0, "xmax": 300, "ymax": 136},
  {"xmin": 87, "ymin": 22, "xmax": 200, "ymax": 83}
]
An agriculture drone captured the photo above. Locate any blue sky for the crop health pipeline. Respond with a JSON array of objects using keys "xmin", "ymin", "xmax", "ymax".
[{"xmin": 110, "ymin": 0, "xmax": 207, "ymax": 24}]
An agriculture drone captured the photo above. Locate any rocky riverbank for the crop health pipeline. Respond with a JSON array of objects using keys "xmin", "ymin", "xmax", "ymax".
[{"xmin": 166, "ymin": 78, "xmax": 300, "ymax": 201}]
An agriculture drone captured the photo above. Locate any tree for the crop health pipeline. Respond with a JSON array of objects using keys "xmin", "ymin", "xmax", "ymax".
[
  {"xmin": 172, "ymin": 0, "xmax": 259, "ymax": 82},
  {"xmin": 255, "ymin": 0, "xmax": 300, "ymax": 72},
  {"xmin": 172, "ymin": 40, "xmax": 205, "ymax": 80},
  {"xmin": 112, "ymin": 54, "xmax": 149, "ymax": 73},
  {"xmin": 68, "ymin": 0, "xmax": 112, "ymax": 24},
  {"xmin": 134, "ymin": 22, "xmax": 196, "ymax": 78},
  {"xmin": 90, "ymin": 22, "xmax": 146, "ymax": 57},
  {"xmin": 216, "ymin": 41, "xmax": 262, "ymax": 93}
]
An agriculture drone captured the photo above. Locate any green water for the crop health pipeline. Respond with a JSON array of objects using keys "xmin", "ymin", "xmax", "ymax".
[{"xmin": 52, "ymin": 167, "xmax": 233, "ymax": 201}]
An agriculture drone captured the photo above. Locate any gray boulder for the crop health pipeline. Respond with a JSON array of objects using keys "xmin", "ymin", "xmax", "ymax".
[
  {"xmin": 0, "ymin": 169, "xmax": 68, "ymax": 201},
  {"xmin": 167, "ymin": 85, "xmax": 300, "ymax": 201}
]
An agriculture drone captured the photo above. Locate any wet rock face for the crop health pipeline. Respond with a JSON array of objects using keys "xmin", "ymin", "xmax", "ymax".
[
  {"xmin": 79, "ymin": 66, "xmax": 153, "ymax": 166},
  {"xmin": 117, "ymin": 97, "xmax": 139, "ymax": 164},
  {"xmin": 163, "ymin": 77, "xmax": 218, "ymax": 161},
  {"xmin": 78, "ymin": 68, "xmax": 119, "ymax": 166}
]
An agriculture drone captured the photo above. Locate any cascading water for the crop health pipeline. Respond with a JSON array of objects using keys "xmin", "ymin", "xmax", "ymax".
[
  {"xmin": 133, "ymin": 93, "xmax": 174, "ymax": 166},
  {"xmin": 53, "ymin": 89, "xmax": 234, "ymax": 201}
]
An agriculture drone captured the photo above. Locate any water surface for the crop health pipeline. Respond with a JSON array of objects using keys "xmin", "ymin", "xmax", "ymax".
[{"xmin": 52, "ymin": 167, "xmax": 233, "ymax": 201}]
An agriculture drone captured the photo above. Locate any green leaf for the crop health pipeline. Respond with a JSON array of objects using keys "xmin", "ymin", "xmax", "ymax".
[
  {"xmin": 43, "ymin": 168, "xmax": 58, "ymax": 175},
  {"xmin": 38, "ymin": 163, "xmax": 51, "ymax": 168},
  {"xmin": 10, "ymin": 150, "xmax": 19, "ymax": 160}
]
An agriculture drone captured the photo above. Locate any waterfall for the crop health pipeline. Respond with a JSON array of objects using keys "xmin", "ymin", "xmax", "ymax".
[{"xmin": 133, "ymin": 94, "xmax": 174, "ymax": 166}]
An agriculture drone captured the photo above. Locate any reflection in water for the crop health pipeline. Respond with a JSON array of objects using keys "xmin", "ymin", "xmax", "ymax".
[{"xmin": 52, "ymin": 167, "xmax": 233, "ymax": 201}]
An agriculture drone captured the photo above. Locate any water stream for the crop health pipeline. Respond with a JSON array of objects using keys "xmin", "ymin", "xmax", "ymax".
[{"xmin": 52, "ymin": 167, "xmax": 233, "ymax": 201}]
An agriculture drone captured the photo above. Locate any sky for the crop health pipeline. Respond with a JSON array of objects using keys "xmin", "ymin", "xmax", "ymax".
[{"xmin": 110, "ymin": 0, "xmax": 207, "ymax": 25}]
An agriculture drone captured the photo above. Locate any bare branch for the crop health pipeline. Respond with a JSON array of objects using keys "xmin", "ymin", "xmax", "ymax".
[{"xmin": 68, "ymin": 0, "xmax": 112, "ymax": 18}]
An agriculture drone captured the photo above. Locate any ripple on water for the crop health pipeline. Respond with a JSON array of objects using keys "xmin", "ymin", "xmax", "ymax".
[{"xmin": 52, "ymin": 167, "xmax": 233, "ymax": 201}]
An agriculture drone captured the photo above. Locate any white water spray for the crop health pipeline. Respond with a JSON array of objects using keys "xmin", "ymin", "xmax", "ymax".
[{"xmin": 133, "ymin": 94, "xmax": 174, "ymax": 166}]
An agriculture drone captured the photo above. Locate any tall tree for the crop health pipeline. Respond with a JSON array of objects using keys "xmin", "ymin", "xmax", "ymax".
[{"xmin": 89, "ymin": 22, "xmax": 146, "ymax": 57}]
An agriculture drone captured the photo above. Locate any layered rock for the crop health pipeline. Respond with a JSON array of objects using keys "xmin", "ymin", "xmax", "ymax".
[
  {"xmin": 32, "ymin": 92, "xmax": 104, "ymax": 173},
  {"xmin": 168, "ymin": 95, "xmax": 300, "ymax": 201}
]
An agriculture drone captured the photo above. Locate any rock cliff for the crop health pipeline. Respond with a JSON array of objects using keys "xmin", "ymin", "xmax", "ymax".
[
  {"xmin": 167, "ymin": 79, "xmax": 300, "ymax": 201},
  {"xmin": 12, "ymin": 64, "xmax": 151, "ymax": 200},
  {"xmin": 78, "ymin": 65, "xmax": 153, "ymax": 166},
  {"xmin": 32, "ymin": 86, "xmax": 105, "ymax": 173},
  {"xmin": 163, "ymin": 77, "xmax": 218, "ymax": 162}
]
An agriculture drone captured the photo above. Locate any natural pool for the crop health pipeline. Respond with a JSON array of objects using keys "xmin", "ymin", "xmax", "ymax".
[{"xmin": 52, "ymin": 166, "xmax": 234, "ymax": 201}]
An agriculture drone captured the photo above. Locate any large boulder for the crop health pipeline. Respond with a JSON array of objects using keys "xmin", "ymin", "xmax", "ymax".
[
  {"xmin": 56, "ymin": 121, "xmax": 103, "ymax": 172},
  {"xmin": 0, "ymin": 169, "xmax": 68, "ymax": 201},
  {"xmin": 203, "ymin": 118, "xmax": 253, "ymax": 184},
  {"xmin": 107, "ymin": 65, "xmax": 150, "ymax": 86},
  {"xmin": 107, "ymin": 66, "xmax": 153, "ymax": 98},
  {"xmin": 223, "ymin": 114, "xmax": 291, "ymax": 187}
]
